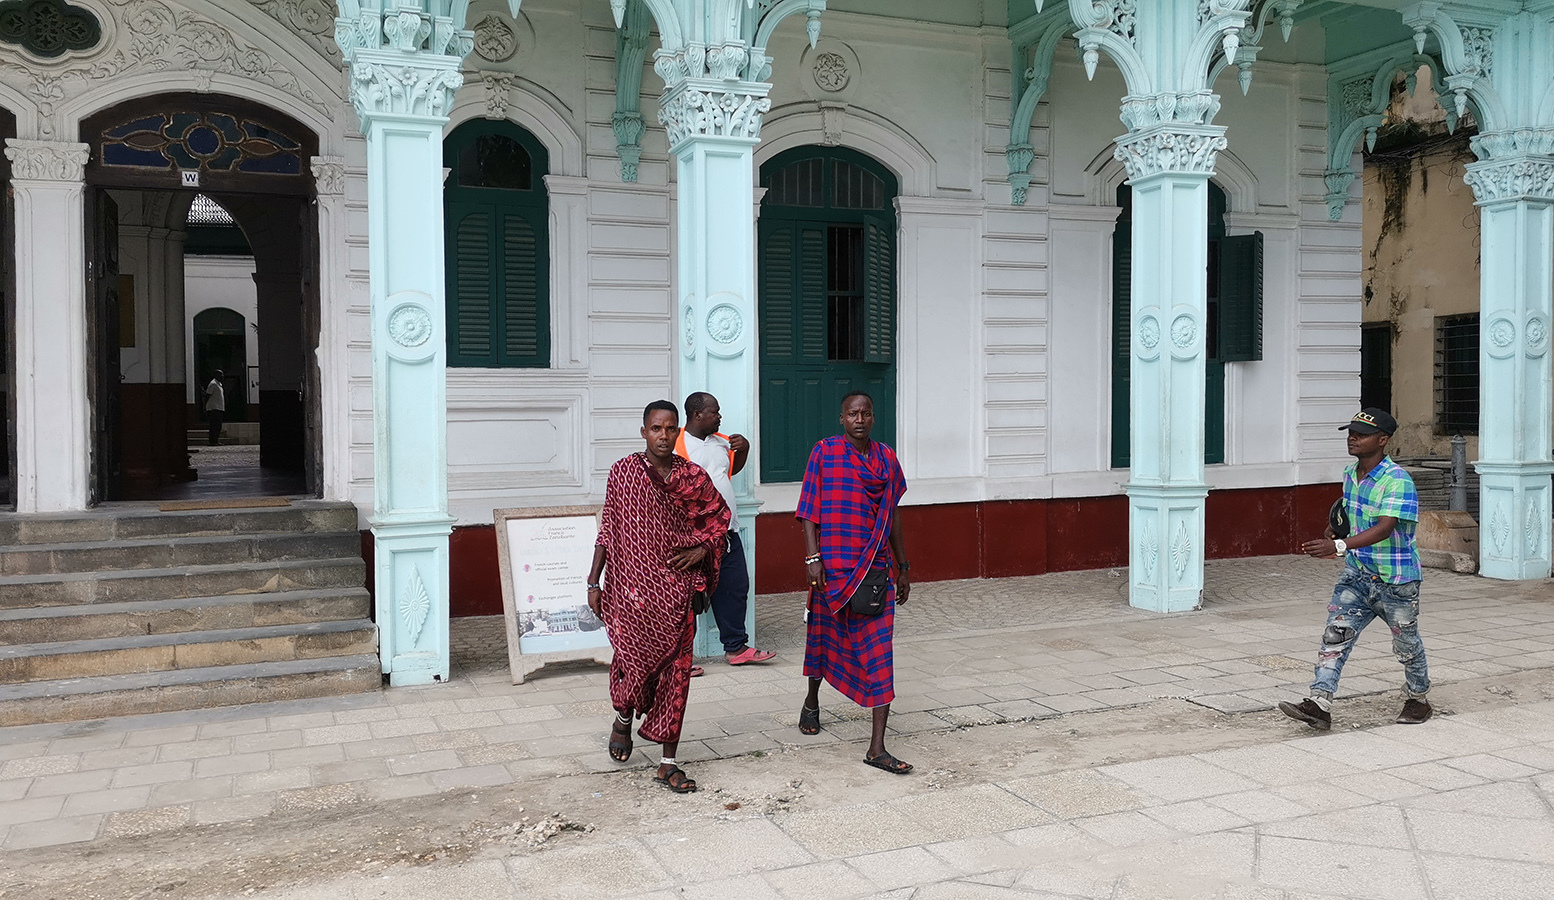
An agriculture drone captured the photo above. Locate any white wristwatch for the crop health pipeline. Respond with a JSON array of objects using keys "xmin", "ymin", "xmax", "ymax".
[{"xmin": 1333, "ymin": 538, "xmax": 1348, "ymax": 555}]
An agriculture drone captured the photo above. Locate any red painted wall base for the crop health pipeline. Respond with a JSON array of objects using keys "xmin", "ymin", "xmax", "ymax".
[{"xmin": 366, "ymin": 483, "xmax": 1341, "ymax": 617}]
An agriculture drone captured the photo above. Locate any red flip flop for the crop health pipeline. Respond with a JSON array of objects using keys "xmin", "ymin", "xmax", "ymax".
[
  {"xmin": 725, "ymin": 647, "xmax": 776, "ymax": 665},
  {"xmin": 689, "ymin": 665, "xmax": 706, "ymax": 677}
]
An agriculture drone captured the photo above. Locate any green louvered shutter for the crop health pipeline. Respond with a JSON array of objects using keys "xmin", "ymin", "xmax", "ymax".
[
  {"xmin": 760, "ymin": 220, "xmax": 796, "ymax": 361},
  {"xmin": 862, "ymin": 216, "xmax": 894, "ymax": 365},
  {"xmin": 1218, "ymin": 231, "xmax": 1264, "ymax": 362},
  {"xmin": 443, "ymin": 120, "xmax": 550, "ymax": 368},
  {"xmin": 501, "ymin": 212, "xmax": 545, "ymax": 365},
  {"xmin": 448, "ymin": 205, "xmax": 494, "ymax": 365},
  {"xmin": 798, "ymin": 224, "xmax": 827, "ymax": 360},
  {"xmin": 1110, "ymin": 220, "xmax": 1132, "ymax": 469}
]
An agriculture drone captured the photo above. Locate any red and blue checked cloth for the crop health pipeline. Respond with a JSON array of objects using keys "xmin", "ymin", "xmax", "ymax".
[{"xmin": 795, "ymin": 436, "xmax": 907, "ymax": 709}]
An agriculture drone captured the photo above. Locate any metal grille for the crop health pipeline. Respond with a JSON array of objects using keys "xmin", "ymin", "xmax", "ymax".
[
  {"xmin": 186, "ymin": 194, "xmax": 234, "ymax": 226},
  {"xmin": 1434, "ymin": 314, "xmax": 1478, "ymax": 435}
]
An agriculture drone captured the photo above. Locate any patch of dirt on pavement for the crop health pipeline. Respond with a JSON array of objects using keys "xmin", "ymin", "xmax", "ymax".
[{"xmin": 3, "ymin": 668, "xmax": 1551, "ymax": 900}]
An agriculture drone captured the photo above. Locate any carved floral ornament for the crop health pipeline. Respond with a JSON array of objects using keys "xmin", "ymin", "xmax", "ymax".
[
  {"xmin": 658, "ymin": 86, "xmax": 771, "ymax": 148},
  {"xmin": 2, "ymin": 0, "xmax": 333, "ymax": 137},
  {"xmin": 473, "ymin": 14, "xmax": 517, "ymax": 63},
  {"xmin": 1463, "ymin": 155, "xmax": 1554, "ymax": 204},
  {"xmin": 3, "ymin": 139, "xmax": 89, "ymax": 181},
  {"xmin": 309, "ymin": 155, "xmax": 346, "ymax": 196},
  {"xmin": 0, "ymin": 0, "xmax": 100, "ymax": 58},
  {"xmin": 1114, "ymin": 127, "xmax": 1228, "ymax": 180},
  {"xmin": 387, "ymin": 302, "xmax": 433, "ymax": 349},
  {"xmin": 706, "ymin": 304, "xmax": 743, "ymax": 344},
  {"xmin": 812, "ymin": 51, "xmax": 848, "ymax": 92},
  {"xmin": 349, "ymin": 61, "xmax": 464, "ymax": 121}
]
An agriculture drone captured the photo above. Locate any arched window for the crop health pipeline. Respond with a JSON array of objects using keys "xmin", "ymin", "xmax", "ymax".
[
  {"xmin": 758, "ymin": 147, "xmax": 898, "ymax": 482},
  {"xmin": 443, "ymin": 121, "xmax": 549, "ymax": 368}
]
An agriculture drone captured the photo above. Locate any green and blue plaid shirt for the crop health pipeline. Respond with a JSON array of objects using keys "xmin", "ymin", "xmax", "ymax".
[{"xmin": 1343, "ymin": 456, "xmax": 1422, "ymax": 584}]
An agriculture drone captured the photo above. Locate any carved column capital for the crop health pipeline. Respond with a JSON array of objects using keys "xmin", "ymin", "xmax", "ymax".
[
  {"xmin": 657, "ymin": 79, "xmax": 772, "ymax": 150},
  {"xmin": 310, "ymin": 156, "xmax": 347, "ymax": 197},
  {"xmin": 1465, "ymin": 130, "xmax": 1554, "ymax": 204},
  {"xmin": 345, "ymin": 50, "xmax": 465, "ymax": 125},
  {"xmin": 1113, "ymin": 124, "xmax": 1227, "ymax": 181},
  {"xmin": 4, "ymin": 140, "xmax": 89, "ymax": 183}
]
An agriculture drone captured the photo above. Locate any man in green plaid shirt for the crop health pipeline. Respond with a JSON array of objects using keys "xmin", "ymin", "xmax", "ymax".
[{"xmin": 1280, "ymin": 408, "xmax": 1431, "ymax": 731}]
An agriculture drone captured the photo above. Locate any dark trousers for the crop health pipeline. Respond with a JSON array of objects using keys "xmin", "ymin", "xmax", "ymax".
[
  {"xmin": 206, "ymin": 409, "xmax": 224, "ymax": 446},
  {"xmin": 708, "ymin": 531, "xmax": 751, "ymax": 654}
]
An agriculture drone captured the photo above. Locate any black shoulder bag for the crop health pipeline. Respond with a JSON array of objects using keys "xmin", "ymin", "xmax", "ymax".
[{"xmin": 847, "ymin": 568, "xmax": 890, "ymax": 616}]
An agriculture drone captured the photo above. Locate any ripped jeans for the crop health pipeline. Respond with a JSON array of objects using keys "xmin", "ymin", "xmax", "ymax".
[{"xmin": 1310, "ymin": 566, "xmax": 1430, "ymax": 700}]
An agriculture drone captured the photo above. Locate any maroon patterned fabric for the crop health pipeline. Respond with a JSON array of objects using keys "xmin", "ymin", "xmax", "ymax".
[{"xmin": 597, "ymin": 453, "xmax": 730, "ymax": 743}]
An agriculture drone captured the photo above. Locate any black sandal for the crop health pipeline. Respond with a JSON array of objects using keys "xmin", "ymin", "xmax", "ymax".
[
  {"xmin": 798, "ymin": 704, "xmax": 821, "ymax": 735},
  {"xmin": 864, "ymin": 751, "xmax": 913, "ymax": 775},
  {"xmin": 652, "ymin": 765, "xmax": 697, "ymax": 793},
  {"xmin": 607, "ymin": 717, "xmax": 632, "ymax": 763}
]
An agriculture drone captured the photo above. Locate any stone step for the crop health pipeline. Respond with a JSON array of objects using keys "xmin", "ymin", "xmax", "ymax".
[
  {"xmin": 0, "ymin": 501, "xmax": 359, "ymax": 546},
  {"xmin": 0, "ymin": 588, "xmax": 371, "ymax": 644},
  {"xmin": 0, "ymin": 620, "xmax": 378, "ymax": 683},
  {"xmin": 0, "ymin": 557, "xmax": 367, "ymax": 609},
  {"xmin": 0, "ymin": 531, "xmax": 363, "ymax": 577},
  {"xmin": 0, "ymin": 655, "xmax": 382, "ymax": 727}
]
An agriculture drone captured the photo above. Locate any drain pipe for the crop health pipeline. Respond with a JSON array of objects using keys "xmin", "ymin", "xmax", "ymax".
[{"xmin": 1449, "ymin": 434, "xmax": 1468, "ymax": 512}]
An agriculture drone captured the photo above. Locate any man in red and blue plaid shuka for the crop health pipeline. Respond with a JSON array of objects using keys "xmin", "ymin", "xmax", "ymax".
[{"xmin": 795, "ymin": 391, "xmax": 914, "ymax": 775}]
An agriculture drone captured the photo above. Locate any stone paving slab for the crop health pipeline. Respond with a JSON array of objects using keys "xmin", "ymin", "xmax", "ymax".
[
  {"xmin": 200, "ymin": 698, "xmax": 1554, "ymax": 900},
  {"xmin": 0, "ymin": 556, "xmax": 1550, "ymax": 856}
]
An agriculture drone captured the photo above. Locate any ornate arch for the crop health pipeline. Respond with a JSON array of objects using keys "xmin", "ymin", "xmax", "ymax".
[
  {"xmin": 58, "ymin": 73, "xmax": 338, "ymax": 157},
  {"xmin": 446, "ymin": 80, "xmax": 585, "ymax": 178},
  {"xmin": 1323, "ymin": 48, "xmax": 1458, "ymax": 220},
  {"xmin": 757, "ymin": 103, "xmax": 935, "ymax": 197}
]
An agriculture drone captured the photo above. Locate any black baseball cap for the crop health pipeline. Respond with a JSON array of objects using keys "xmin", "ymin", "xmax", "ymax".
[{"xmin": 1340, "ymin": 407, "xmax": 1397, "ymax": 435}]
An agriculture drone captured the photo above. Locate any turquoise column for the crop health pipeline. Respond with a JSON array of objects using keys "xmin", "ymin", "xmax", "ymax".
[
  {"xmin": 1115, "ymin": 128, "xmax": 1222, "ymax": 612},
  {"xmin": 1067, "ymin": 0, "xmax": 1252, "ymax": 611},
  {"xmin": 1466, "ymin": 157, "xmax": 1554, "ymax": 578},
  {"xmin": 335, "ymin": 2, "xmax": 521, "ymax": 684},
  {"xmin": 661, "ymin": 91, "xmax": 768, "ymax": 655},
  {"xmin": 1402, "ymin": 5, "xmax": 1553, "ymax": 579},
  {"xmin": 619, "ymin": 0, "xmax": 825, "ymax": 654}
]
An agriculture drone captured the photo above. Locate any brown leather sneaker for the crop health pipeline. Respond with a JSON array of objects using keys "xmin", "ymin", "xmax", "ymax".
[
  {"xmin": 1396, "ymin": 699, "xmax": 1433, "ymax": 724},
  {"xmin": 1278, "ymin": 698, "xmax": 1332, "ymax": 731}
]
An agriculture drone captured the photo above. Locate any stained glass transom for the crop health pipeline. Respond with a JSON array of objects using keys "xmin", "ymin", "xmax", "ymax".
[
  {"xmin": 0, "ymin": 0, "xmax": 100, "ymax": 59},
  {"xmin": 100, "ymin": 112, "xmax": 303, "ymax": 175}
]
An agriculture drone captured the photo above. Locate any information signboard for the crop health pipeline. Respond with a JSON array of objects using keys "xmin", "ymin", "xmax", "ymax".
[{"xmin": 494, "ymin": 506, "xmax": 612, "ymax": 684}]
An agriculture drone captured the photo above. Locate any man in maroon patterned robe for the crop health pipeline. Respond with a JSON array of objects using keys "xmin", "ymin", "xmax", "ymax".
[{"xmin": 586, "ymin": 400, "xmax": 730, "ymax": 793}]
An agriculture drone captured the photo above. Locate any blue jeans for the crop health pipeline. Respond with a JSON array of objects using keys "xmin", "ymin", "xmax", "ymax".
[
  {"xmin": 709, "ymin": 531, "xmax": 751, "ymax": 654},
  {"xmin": 1310, "ymin": 566, "xmax": 1430, "ymax": 700}
]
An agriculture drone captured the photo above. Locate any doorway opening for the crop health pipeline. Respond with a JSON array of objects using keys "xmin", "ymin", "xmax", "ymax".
[{"xmin": 81, "ymin": 94, "xmax": 320, "ymax": 502}]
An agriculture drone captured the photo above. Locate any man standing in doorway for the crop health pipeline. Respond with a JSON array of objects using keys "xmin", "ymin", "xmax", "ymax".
[
  {"xmin": 203, "ymin": 370, "xmax": 226, "ymax": 447},
  {"xmin": 677, "ymin": 391, "xmax": 777, "ymax": 668},
  {"xmin": 587, "ymin": 400, "xmax": 731, "ymax": 793},
  {"xmin": 1280, "ymin": 407, "xmax": 1432, "ymax": 731}
]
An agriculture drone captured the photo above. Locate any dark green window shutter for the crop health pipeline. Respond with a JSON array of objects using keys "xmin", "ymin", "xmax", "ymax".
[
  {"xmin": 760, "ymin": 220, "xmax": 796, "ymax": 360},
  {"xmin": 502, "ymin": 212, "xmax": 544, "ymax": 364},
  {"xmin": 443, "ymin": 120, "xmax": 550, "ymax": 368},
  {"xmin": 449, "ymin": 205, "xmax": 494, "ymax": 365},
  {"xmin": 863, "ymin": 216, "xmax": 893, "ymax": 364},
  {"xmin": 1217, "ymin": 231, "xmax": 1263, "ymax": 362},
  {"xmin": 1110, "ymin": 220, "xmax": 1132, "ymax": 469},
  {"xmin": 798, "ymin": 224, "xmax": 827, "ymax": 360}
]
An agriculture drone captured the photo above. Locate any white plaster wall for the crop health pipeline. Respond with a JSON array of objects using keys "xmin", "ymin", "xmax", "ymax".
[
  {"xmin": 3, "ymin": 0, "xmax": 1357, "ymax": 521},
  {"xmin": 183, "ymin": 256, "xmax": 260, "ymax": 406}
]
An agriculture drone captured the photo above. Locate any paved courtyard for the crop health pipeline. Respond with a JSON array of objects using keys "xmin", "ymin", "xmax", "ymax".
[{"xmin": 1, "ymin": 555, "xmax": 1552, "ymax": 899}]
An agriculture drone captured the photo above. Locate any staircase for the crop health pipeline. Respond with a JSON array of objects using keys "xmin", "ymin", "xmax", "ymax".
[{"xmin": 0, "ymin": 501, "xmax": 379, "ymax": 726}]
